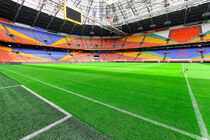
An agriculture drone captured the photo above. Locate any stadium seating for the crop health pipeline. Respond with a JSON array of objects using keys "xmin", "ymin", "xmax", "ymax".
[
  {"xmin": 100, "ymin": 39, "xmax": 116, "ymax": 49},
  {"xmin": 76, "ymin": 38, "xmax": 84, "ymax": 49},
  {"xmin": 170, "ymin": 26, "xmax": 200, "ymax": 43},
  {"xmin": 203, "ymin": 47, "xmax": 210, "ymax": 59},
  {"xmin": 142, "ymin": 33, "xmax": 167, "ymax": 48},
  {"xmin": 118, "ymin": 52, "xmax": 139, "ymax": 61},
  {"xmin": 49, "ymin": 34, "xmax": 64, "ymax": 44},
  {"xmin": 73, "ymin": 52, "xmax": 94, "ymax": 62},
  {"xmin": 0, "ymin": 46, "xmax": 24, "ymax": 63},
  {"xmin": 0, "ymin": 22, "xmax": 209, "ymax": 50},
  {"xmin": 166, "ymin": 48, "xmax": 201, "ymax": 61},
  {"xmin": 116, "ymin": 38, "xmax": 124, "ymax": 48},
  {"xmin": 122, "ymin": 36, "xmax": 144, "ymax": 49},
  {"xmin": 136, "ymin": 50, "xmax": 165, "ymax": 61},
  {"xmin": 67, "ymin": 36, "xmax": 78, "ymax": 49},
  {"xmin": 0, "ymin": 44, "xmax": 209, "ymax": 63},
  {"xmin": 102, "ymin": 52, "xmax": 120, "ymax": 61},
  {"xmin": 0, "ymin": 23, "xmax": 15, "ymax": 43},
  {"xmin": 14, "ymin": 48, "xmax": 52, "ymax": 60},
  {"xmin": 0, "ymin": 22, "xmax": 209, "ymax": 64},
  {"xmin": 82, "ymin": 38, "xmax": 92, "ymax": 49},
  {"xmin": 58, "ymin": 52, "xmax": 77, "ymax": 62},
  {"xmin": 2, "ymin": 23, "xmax": 43, "ymax": 45},
  {"xmin": 32, "ymin": 30, "xmax": 54, "ymax": 45},
  {"xmin": 91, "ymin": 39, "xmax": 101, "ymax": 49},
  {"xmin": 201, "ymin": 23, "xmax": 210, "ymax": 41},
  {"xmin": 47, "ymin": 50, "xmax": 70, "ymax": 61},
  {"xmin": 58, "ymin": 52, "xmax": 94, "ymax": 62}
]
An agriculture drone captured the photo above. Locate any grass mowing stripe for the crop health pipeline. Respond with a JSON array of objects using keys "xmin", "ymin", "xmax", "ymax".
[
  {"xmin": 20, "ymin": 116, "xmax": 71, "ymax": 140},
  {"xmin": 182, "ymin": 64, "xmax": 209, "ymax": 140},
  {"xmin": 0, "ymin": 67, "xmax": 202, "ymax": 140},
  {"xmin": 0, "ymin": 85, "xmax": 21, "ymax": 90}
]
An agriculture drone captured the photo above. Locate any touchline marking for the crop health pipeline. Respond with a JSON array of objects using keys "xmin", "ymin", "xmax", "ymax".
[
  {"xmin": 182, "ymin": 64, "xmax": 209, "ymax": 140},
  {"xmin": 1, "ymin": 68, "xmax": 202, "ymax": 140},
  {"xmin": 0, "ymin": 85, "xmax": 21, "ymax": 90},
  {"xmin": 20, "ymin": 115, "xmax": 71, "ymax": 140},
  {"xmin": 20, "ymin": 85, "xmax": 72, "ymax": 140}
]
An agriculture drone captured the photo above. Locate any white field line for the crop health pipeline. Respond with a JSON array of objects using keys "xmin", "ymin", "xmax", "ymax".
[
  {"xmin": 20, "ymin": 85, "xmax": 72, "ymax": 140},
  {"xmin": 1, "ymin": 67, "xmax": 202, "ymax": 140},
  {"xmin": 20, "ymin": 115, "xmax": 71, "ymax": 140},
  {"xmin": 0, "ymin": 85, "xmax": 21, "ymax": 90},
  {"xmin": 182, "ymin": 64, "xmax": 209, "ymax": 140},
  {"xmin": 21, "ymin": 85, "xmax": 71, "ymax": 116}
]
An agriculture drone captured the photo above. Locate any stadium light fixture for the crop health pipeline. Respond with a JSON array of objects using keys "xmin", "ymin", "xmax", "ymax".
[
  {"xmin": 105, "ymin": 0, "xmax": 121, "ymax": 5},
  {"xmin": 137, "ymin": 27, "xmax": 143, "ymax": 30},
  {"xmin": 150, "ymin": 24, "xmax": 156, "ymax": 28},
  {"xmin": 202, "ymin": 12, "xmax": 210, "ymax": 17},
  {"xmin": 164, "ymin": 21, "xmax": 171, "ymax": 25}
]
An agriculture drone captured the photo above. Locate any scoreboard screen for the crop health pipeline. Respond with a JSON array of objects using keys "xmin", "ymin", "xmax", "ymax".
[{"xmin": 64, "ymin": 4, "xmax": 82, "ymax": 25}]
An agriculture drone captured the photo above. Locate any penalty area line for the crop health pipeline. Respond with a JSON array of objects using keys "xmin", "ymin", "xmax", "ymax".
[
  {"xmin": 20, "ymin": 115, "xmax": 71, "ymax": 140},
  {"xmin": 0, "ymin": 85, "xmax": 21, "ymax": 90},
  {"xmin": 1, "ymin": 68, "xmax": 202, "ymax": 140},
  {"xmin": 21, "ymin": 85, "xmax": 71, "ymax": 116},
  {"xmin": 19, "ymin": 85, "xmax": 72, "ymax": 140}
]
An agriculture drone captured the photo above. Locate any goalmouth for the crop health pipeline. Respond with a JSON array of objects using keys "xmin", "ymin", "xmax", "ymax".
[
  {"xmin": 142, "ymin": 59, "xmax": 160, "ymax": 63},
  {"xmin": 201, "ymin": 58, "xmax": 210, "ymax": 63},
  {"xmin": 114, "ymin": 59, "xmax": 127, "ymax": 63},
  {"xmin": 167, "ymin": 59, "xmax": 192, "ymax": 63}
]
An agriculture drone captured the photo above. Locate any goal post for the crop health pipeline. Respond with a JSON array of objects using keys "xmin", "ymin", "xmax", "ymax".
[
  {"xmin": 167, "ymin": 59, "xmax": 192, "ymax": 63},
  {"xmin": 201, "ymin": 58, "xmax": 210, "ymax": 63},
  {"xmin": 114, "ymin": 59, "xmax": 127, "ymax": 63},
  {"xmin": 142, "ymin": 59, "xmax": 160, "ymax": 63}
]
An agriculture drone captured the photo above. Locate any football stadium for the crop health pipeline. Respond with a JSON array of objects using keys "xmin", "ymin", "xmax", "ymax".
[{"xmin": 0, "ymin": 0, "xmax": 210, "ymax": 140}]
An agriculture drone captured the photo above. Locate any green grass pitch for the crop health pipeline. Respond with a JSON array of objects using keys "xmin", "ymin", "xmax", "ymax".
[{"xmin": 0, "ymin": 63, "xmax": 209, "ymax": 140}]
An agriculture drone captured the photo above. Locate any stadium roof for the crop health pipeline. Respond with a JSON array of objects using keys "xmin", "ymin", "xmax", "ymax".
[
  {"xmin": 0, "ymin": 0, "xmax": 210, "ymax": 36},
  {"xmin": 11, "ymin": 0, "xmax": 209, "ymax": 25}
]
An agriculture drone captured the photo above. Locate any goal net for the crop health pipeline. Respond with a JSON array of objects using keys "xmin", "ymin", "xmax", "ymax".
[
  {"xmin": 114, "ymin": 59, "xmax": 127, "ymax": 63},
  {"xmin": 142, "ymin": 59, "xmax": 160, "ymax": 63},
  {"xmin": 167, "ymin": 59, "xmax": 192, "ymax": 63},
  {"xmin": 201, "ymin": 58, "xmax": 210, "ymax": 63}
]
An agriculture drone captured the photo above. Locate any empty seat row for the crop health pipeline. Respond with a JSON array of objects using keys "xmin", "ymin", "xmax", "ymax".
[{"xmin": 0, "ymin": 22, "xmax": 210, "ymax": 50}]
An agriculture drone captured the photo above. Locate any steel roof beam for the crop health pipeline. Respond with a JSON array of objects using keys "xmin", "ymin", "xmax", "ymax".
[
  {"xmin": 70, "ymin": 23, "xmax": 76, "ymax": 34},
  {"xmin": 116, "ymin": 2, "xmax": 132, "ymax": 33},
  {"xmin": 111, "ymin": 0, "xmax": 209, "ymax": 26},
  {"xmin": 58, "ymin": 20, "xmax": 66, "ymax": 32},
  {"xmin": 32, "ymin": 0, "xmax": 47, "ymax": 26},
  {"xmin": 13, "ymin": 0, "xmax": 25, "ymax": 22},
  {"xmin": 46, "ymin": 8, "xmax": 60, "ymax": 29}
]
